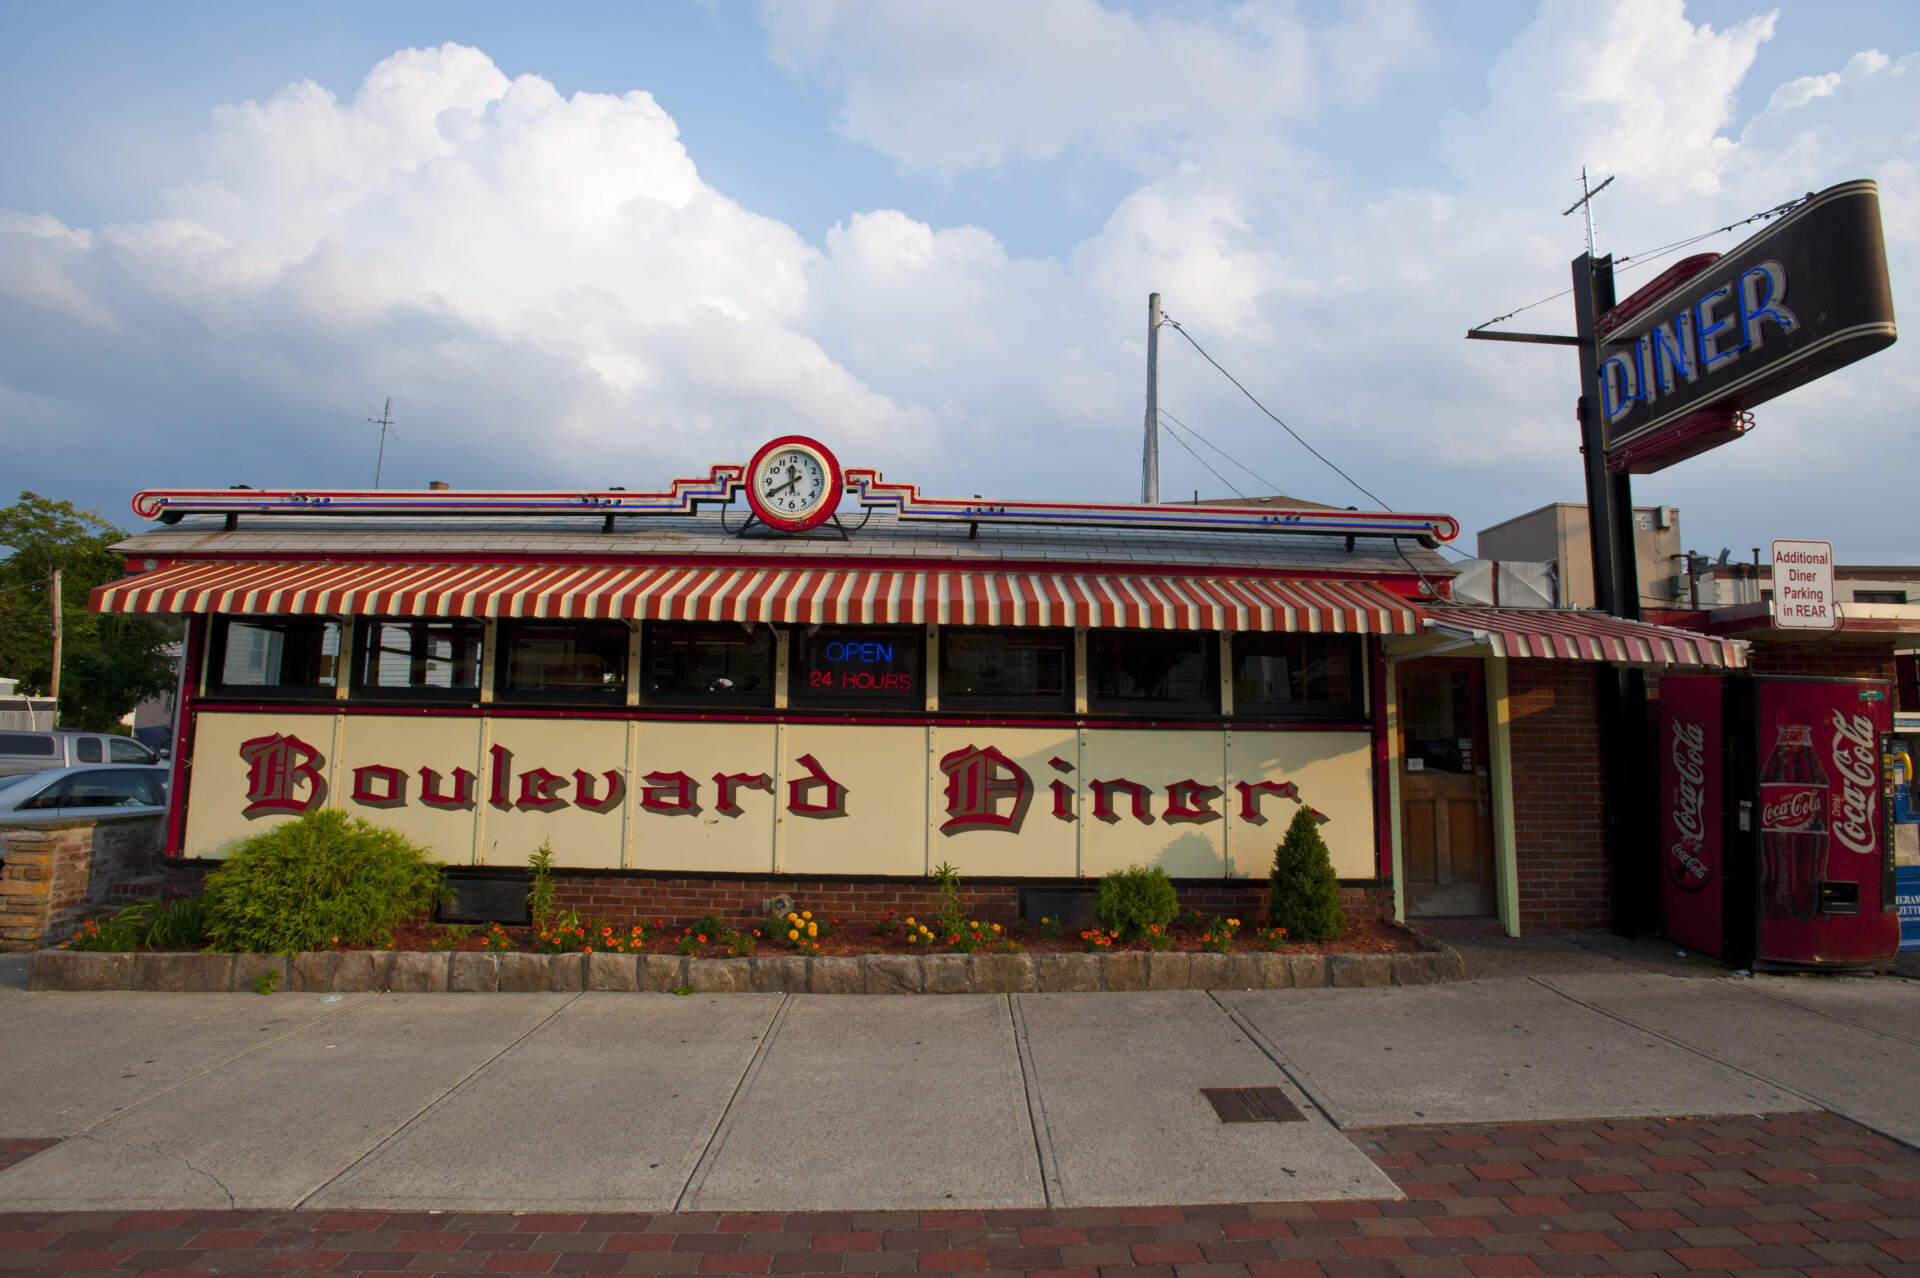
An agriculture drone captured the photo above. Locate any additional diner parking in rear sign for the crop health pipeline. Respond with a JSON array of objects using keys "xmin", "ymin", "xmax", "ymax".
[{"xmin": 1772, "ymin": 539, "xmax": 1836, "ymax": 629}]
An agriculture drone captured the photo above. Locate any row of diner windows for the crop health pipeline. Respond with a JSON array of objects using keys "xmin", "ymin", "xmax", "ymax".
[{"xmin": 204, "ymin": 616, "xmax": 1366, "ymax": 720}]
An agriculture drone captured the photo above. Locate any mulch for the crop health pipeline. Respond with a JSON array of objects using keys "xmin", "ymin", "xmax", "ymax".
[
  {"xmin": 379, "ymin": 916, "xmax": 1423, "ymax": 959},
  {"xmin": 1, "ymin": 1111, "xmax": 1913, "ymax": 1275}
]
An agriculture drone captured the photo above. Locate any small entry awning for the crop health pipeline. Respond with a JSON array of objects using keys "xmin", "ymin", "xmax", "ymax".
[
  {"xmin": 1422, "ymin": 605, "xmax": 1747, "ymax": 668},
  {"xmin": 94, "ymin": 560, "xmax": 1425, "ymax": 634}
]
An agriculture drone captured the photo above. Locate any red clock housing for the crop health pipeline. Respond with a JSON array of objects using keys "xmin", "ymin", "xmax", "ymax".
[{"xmin": 744, "ymin": 435, "xmax": 843, "ymax": 533}]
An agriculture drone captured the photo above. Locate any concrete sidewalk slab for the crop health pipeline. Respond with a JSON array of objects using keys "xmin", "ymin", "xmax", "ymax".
[
  {"xmin": 0, "ymin": 993, "xmax": 574, "ymax": 1210},
  {"xmin": 682, "ymin": 994, "xmax": 1043, "ymax": 1211},
  {"xmin": 1219, "ymin": 978, "xmax": 1807, "ymax": 1127},
  {"xmin": 0, "ymin": 990, "xmax": 373, "ymax": 1137},
  {"xmin": 1734, "ymin": 972, "xmax": 1920, "ymax": 1043},
  {"xmin": 1014, "ymin": 991, "xmax": 1396, "ymax": 1206},
  {"xmin": 1539, "ymin": 971, "xmax": 1920, "ymax": 1147},
  {"xmin": 311, "ymin": 993, "xmax": 782, "ymax": 1212}
]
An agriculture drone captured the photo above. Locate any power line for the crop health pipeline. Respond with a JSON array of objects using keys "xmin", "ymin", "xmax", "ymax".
[
  {"xmin": 1155, "ymin": 409, "xmax": 1249, "ymax": 500},
  {"xmin": 1467, "ymin": 193, "xmax": 1814, "ymax": 333},
  {"xmin": 1159, "ymin": 314, "xmax": 1395, "ymax": 512}
]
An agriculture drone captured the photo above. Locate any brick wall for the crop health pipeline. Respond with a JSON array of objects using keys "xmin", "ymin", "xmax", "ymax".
[
  {"xmin": 549, "ymin": 874, "xmax": 1391, "ymax": 931},
  {"xmin": 1506, "ymin": 662, "xmax": 1610, "ymax": 933},
  {"xmin": 1742, "ymin": 639, "xmax": 1895, "ymax": 683},
  {"xmin": 0, "ymin": 815, "xmax": 167, "ymax": 950}
]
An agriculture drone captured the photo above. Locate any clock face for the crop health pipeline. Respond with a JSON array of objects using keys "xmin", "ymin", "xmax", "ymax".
[{"xmin": 745, "ymin": 436, "xmax": 842, "ymax": 533}]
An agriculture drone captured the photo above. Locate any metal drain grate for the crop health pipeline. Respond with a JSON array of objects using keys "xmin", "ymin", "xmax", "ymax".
[{"xmin": 1200, "ymin": 1086, "xmax": 1306, "ymax": 1123}]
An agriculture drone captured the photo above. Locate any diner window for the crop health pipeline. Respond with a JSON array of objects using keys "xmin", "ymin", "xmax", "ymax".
[
  {"xmin": 1232, "ymin": 634, "xmax": 1364, "ymax": 720},
  {"xmin": 1853, "ymin": 589, "xmax": 1907, "ymax": 604},
  {"xmin": 496, "ymin": 620, "xmax": 629, "ymax": 703},
  {"xmin": 1088, "ymin": 630, "xmax": 1218, "ymax": 716},
  {"xmin": 941, "ymin": 628, "xmax": 1072, "ymax": 713},
  {"xmin": 354, "ymin": 618, "xmax": 484, "ymax": 698},
  {"xmin": 208, "ymin": 617, "xmax": 340, "ymax": 698},
  {"xmin": 644, "ymin": 623, "xmax": 775, "ymax": 707},
  {"xmin": 790, "ymin": 626, "xmax": 923, "ymax": 710}
]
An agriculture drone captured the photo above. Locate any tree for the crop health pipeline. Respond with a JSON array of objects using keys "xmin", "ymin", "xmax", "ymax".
[
  {"xmin": 1267, "ymin": 806, "xmax": 1346, "ymax": 942},
  {"xmin": 0, "ymin": 492, "xmax": 177, "ymax": 728}
]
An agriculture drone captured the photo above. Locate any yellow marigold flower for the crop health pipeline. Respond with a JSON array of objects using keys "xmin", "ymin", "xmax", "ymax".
[
  {"xmin": 787, "ymin": 912, "xmax": 799, "ymax": 921},
  {"xmin": 788, "ymin": 929, "xmax": 799, "ymax": 941},
  {"xmin": 807, "ymin": 922, "xmax": 817, "ymax": 937},
  {"xmin": 801, "ymin": 910, "xmax": 812, "ymax": 920},
  {"xmin": 991, "ymin": 924, "xmax": 1002, "ymax": 933},
  {"xmin": 906, "ymin": 916, "xmax": 916, "ymax": 925}
]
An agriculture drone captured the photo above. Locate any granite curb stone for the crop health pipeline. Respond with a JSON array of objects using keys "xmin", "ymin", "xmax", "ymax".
[{"xmin": 26, "ymin": 942, "xmax": 1464, "ymax": 993}]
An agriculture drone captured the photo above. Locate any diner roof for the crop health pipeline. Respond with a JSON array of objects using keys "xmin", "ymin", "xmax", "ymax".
[{"xmin": 112, "ymin": 508, "xmax": 1456, "ymax": 580}]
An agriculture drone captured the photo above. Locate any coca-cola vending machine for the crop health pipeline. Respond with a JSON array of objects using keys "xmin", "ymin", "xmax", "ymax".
[{"xmin": 1660, "ymin": 675, "xmax": 1900, "ymax": 969}]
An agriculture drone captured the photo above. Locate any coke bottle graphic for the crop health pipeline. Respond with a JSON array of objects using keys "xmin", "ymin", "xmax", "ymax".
[{"xmin": 1759, "ymin": 723, "xmax": 1828, "ymax": 923}]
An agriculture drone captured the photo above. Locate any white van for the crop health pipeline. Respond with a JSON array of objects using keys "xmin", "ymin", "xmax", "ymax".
[{"xmin": 0, "ymin": 731, "xmax": 160, "ymax": 778}]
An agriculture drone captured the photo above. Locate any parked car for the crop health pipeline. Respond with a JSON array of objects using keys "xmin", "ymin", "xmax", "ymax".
[
  {"xmin": 0, "ymin": 764, "xmax": 170, "ymax": 828},
  {"xmin": 131, "ymin": 724, "xmax": 174, "ymax": 759},
  {"xmin": 0, "ymin": 730, "xmax": 160, "ymax": 777}
]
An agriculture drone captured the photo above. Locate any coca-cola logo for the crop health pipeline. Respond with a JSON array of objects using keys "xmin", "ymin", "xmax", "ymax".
[
  {"xmin": 1829, "ymin": 710, "xmax": 1878, "ymax": 856},
  {"xmin": 1666, "ymin": 718, "xmax": 1711, "ymax": 890},
  {"xmin": 1761, "ymin": 787, "xmax": 1822, "ymax": 829}
]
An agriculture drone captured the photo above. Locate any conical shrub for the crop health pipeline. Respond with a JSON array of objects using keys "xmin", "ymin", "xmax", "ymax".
[{"xmin": 1267, "ymin": 806, "xmax": 1345, "ymax": 942}]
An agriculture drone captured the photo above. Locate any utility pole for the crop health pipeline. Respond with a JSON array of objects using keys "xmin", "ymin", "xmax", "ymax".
[
  {"xmin": 1142, "ymin": 293, "xmax": 1162, "ymax": 504},
  {"xmin": 48, "ymin": 566, "xmax": 61, "ymax": 721},
  {"xmin": 371, "ymin": 397, "xmax": 396, "ymax": 489}
]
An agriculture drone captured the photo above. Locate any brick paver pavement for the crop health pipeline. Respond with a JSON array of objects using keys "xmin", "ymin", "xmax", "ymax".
[{"xmin": 1, "ymin": 1112, "xmax": 1915, "ymax": 1275}]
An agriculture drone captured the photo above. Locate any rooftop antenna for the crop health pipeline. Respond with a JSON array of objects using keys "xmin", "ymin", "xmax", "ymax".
[
  {"xmin": 1563, "ymin": 166, "xmax": 1616, "ymax": 258},
  {"xmin": 370, "ymin": 397, "xmax": 397, "ymax": 489}
]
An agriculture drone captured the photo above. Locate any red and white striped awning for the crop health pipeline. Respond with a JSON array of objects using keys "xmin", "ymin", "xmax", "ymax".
[
  {"xmin": 1423, "ymin": 606, "xmax": 1746, "ymax": 668},
  {"xmin": 94, "ymin": 560, "xmax": 1424, "ymax": 634}
]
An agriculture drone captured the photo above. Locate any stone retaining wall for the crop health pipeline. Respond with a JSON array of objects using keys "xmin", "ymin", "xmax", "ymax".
[
  {"xmin": 28, "ymin": 944, "xmax": 1463, "ymax": 994},
  {"xmin": 1, "ymin": 815, "xmax": 167, "ymax": 952}
]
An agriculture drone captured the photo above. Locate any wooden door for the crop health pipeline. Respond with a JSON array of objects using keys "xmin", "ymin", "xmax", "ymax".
[{"xmin": 1400, "ymin": 660, "xmax": 1496, "ymax": 917}]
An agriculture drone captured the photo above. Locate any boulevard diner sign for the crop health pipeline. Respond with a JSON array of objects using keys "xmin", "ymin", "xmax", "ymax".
[
  {"xmin": 1596, "ymin": 179, "xmax": 1897, "ymax": 474},
  {"xmin": 185, "ymin": 712, "xmax": 1380, "ymax": 881}
]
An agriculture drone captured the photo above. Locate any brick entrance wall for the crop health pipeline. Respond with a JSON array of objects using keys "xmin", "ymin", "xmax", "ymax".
[{"xmin": 1506, "ymin": 661, "xmax": 1610, "ymax": 933}]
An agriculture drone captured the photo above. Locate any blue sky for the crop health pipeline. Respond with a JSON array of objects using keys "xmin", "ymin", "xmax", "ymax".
[{"xmin": 2, "ymin": 0, "xmax": 1917, "ymax": 569}]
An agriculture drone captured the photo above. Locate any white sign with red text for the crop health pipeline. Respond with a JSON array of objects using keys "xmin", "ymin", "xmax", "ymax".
[{"xmin": 1772, "ymin": 539, "xmax": 1836, "ymax": 629}]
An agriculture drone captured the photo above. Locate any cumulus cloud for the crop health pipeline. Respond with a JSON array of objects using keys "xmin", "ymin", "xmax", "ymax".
[{"xmin": 1, "ymin": 4, "xmax": 1917, "ymax": 564}]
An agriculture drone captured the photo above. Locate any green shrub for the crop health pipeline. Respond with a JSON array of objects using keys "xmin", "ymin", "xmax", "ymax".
[
  {"xmin": 201, "ymin": 809, "xmax": 446, "ymax": 953},
  {"xmin": 1267, "ymin": 807, "xmax": 1345, "ymax": 942},
  {"xmin": 1094, "ymin": 865, "xmax": 1178, "ymax": 941},
  {"xmin": 527, "ymin": 841, "xmax": 557, "ymax": 931},
  {"xmin": 61, "ymin": 897, "xmax": 207, "ymax": 951}
]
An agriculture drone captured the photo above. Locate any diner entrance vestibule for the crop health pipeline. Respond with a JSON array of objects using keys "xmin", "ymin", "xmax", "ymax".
[{"xmin": 1398, "ymin": 658, "xmax": 1496, "ymax": 918}]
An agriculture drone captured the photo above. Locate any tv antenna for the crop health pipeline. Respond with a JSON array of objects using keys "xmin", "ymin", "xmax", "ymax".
[
  {"xmin": 1563, "ymin": 166, "xmax": 1616, "ymax": 258},
  {"xmin": 370, "ymin": 397, "xmax": 397, "ymax": 489}
]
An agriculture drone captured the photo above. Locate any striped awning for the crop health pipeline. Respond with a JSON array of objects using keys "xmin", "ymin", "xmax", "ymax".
[
  {"xmin": 1423, "ymin": 606, "xmax": 1747, "ymax": 668},
  {"xmin": 94, "ymin": 560, "xmax": 1424, "ymax": 634}
]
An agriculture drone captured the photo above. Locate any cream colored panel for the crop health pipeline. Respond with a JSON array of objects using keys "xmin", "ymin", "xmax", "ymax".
[
  {"xmin": 1227, "ymin": 729, "xmax": 1376, "ymax": 880},
  {"xmin": 1079, "ymin": 730, "xmax": 1227, "ymax": 879},
  {"xmin": 183, "ymin": 710, "xmax": 345, "ymax": 859},
  {"xmin": 334, "ymin": 715, "xmax": 484, "ymax": 866},
  {"xmin": 781, "ymin": 724, "xmax": 929, "ymax": 876},
  {"xmin": 628, "ymin": 721, "xmax": 780, "ymax": 874},
  {"xmin": 478, "ymin": 717, "xmax": 631, "ymax": 870},
  {"xmin": 928, "ymin": 725, "xmax": 1080, "ymax": 878}
]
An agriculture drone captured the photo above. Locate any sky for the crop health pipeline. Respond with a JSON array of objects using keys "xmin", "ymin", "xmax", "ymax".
[{"xmin": 1, "ymin": 0, "xmax": 1917, "ymax": 577}]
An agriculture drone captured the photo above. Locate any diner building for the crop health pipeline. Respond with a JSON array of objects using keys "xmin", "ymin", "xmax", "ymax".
[{"xmin": 90, "ymin": 439, "xmax": 1748, "ymax": 934}]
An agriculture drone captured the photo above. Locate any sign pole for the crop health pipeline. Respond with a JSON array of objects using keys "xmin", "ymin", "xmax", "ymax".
[{"xmin": 1574, "ymin": 252, "xmax": 1658, "ymax": 935}]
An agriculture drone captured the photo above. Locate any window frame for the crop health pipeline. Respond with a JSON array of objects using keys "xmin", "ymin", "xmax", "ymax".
[
  {"xmin": 938, "ymin": 626, "xmax": 1075, "ymax": 715},
  {"xmin": 493, "ymin": 619, "xmax": 632, "ymax": 706},
  {"xmin": 204, "ymin": 616, "xmax": 343, "ymax": 701},
  {"xmin": 789, "ymin": 625, "xmax": 926, "ymax": 712},
  {"xmin": 1086, "ymin": 628, "xmax": 1220, "ymax": 718},
  {"xmin": 1230, "ymin": 633, "xmax": 1367, "ymax": 723},
  {"xmin": 641, "ymin": 621, "xmax": 777, "ymax": 709},
  {"xmin": 350, "ymin": 616, "xmax": 487, "ymax": 701}
]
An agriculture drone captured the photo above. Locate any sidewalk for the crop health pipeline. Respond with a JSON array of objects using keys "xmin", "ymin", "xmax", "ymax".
[{"xmin": 0, "ymin": 937, "xmax": 1915, "ymax": 1273}]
